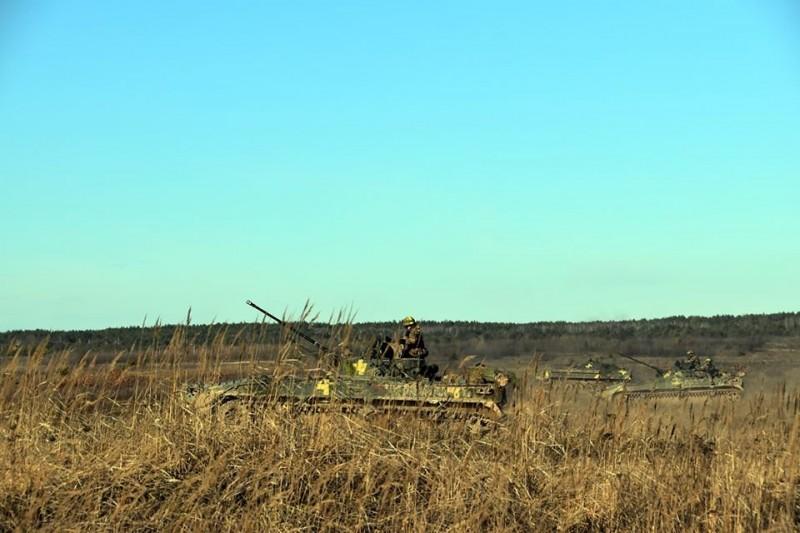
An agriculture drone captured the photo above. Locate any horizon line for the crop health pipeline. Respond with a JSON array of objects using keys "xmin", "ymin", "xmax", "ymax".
[{"xmin": 2, "ymin": 308, "xmax": 799, "ymax": 335}]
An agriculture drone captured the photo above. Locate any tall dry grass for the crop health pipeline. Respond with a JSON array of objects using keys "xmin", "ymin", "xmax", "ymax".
[{"xmin": 0, "ymin": 330, "xmax": 798, "ymax": 532}]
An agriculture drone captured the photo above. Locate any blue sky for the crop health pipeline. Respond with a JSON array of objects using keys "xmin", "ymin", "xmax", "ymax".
[{"xmin": 1, "ymin": 1, "xmax": 799, "ymax": 330}]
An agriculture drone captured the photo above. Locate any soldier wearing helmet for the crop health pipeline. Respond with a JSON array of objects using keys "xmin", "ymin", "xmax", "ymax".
[
  {"xmin": 675, "ymin": 350, "xmax": 699, "ymax": 371},
  {"xmin": 699, "ymin": 357, "xmax": 719, "ymax": 377},
  {"xmin": 399, "ymin": 316, "xmax": 428, "ymax": 359}
]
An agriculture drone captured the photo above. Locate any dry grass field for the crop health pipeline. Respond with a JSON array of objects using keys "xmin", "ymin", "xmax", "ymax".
[{"xmin": 1, "ymin": 330, "xmax": 799, "ymax": 532}]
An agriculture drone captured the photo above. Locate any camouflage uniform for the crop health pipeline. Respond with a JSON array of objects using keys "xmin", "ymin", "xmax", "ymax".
[
  {"xmin": 700, "ymin": 358, "xmax": 719, "ymax": 377},
  {"xmin": 400, "ymin": 324, "xmax": 428, "ymax": 358}
]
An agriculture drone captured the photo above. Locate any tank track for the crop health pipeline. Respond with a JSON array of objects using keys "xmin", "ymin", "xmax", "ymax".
[
  {"xmin": 216, "ymin": 396, "xmax": 500, "ymax": 422},
  {"xmin": 291, "ymin": 402, "xmax": 494, "ymax": 420},
  {"xmin": 620, "ymin": 387, "xmax": 742, "ymax": 400}
]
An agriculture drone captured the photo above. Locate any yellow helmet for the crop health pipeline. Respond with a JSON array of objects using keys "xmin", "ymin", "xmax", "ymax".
[{"xmin": 401, "ymin": 316, "xmax": 416, "ymax": 327}]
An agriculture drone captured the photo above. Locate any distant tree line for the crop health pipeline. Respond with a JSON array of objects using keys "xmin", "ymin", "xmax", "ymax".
[{"xmin": 2, "ymin": 312, "xmax": 799, "ymax": 361}]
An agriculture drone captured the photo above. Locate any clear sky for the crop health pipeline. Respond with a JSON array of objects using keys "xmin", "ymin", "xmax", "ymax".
[{"xmin": 1, "ymin": 1, "xmax": 799, "ymax": 330}]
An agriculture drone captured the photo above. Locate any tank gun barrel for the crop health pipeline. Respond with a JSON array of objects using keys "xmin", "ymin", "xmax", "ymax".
[
  {"xmin": 246, "ymin": 299, "xmax": 323, "ymax": 349},
  {"xmin": 618, "ymin": 353, "xmax": 664, "ymax": 376}
]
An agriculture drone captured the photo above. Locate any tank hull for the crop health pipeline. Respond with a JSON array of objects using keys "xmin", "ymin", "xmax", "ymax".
[
  {"xmin": 186, "ymin": 371, "xmax": 510, "ymax": 421},
  {"xmin": 544, "ymin": 369, "xmax": 629, "ymax": 383},
  {"xmin": 603, "ymin": 376, "xmax": 744, "ymax": 400}
]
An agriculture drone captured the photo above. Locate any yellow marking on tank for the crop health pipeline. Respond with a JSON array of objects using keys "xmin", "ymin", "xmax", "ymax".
[
  {"xmin": 446, "ymin": 386, "xmax": 462, "ymax": 399},
  {"xmin": 352, "ymin": 359, "xmax": 368, "ymax": 375},
  {"xmin": 315, "ymin": 379, "xmax": 331, "ymax": 396}
]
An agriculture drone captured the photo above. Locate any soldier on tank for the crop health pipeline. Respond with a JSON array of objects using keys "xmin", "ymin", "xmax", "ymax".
[
  {"xmin": 680, "ymin": 350, "xmax": 700, "ymax": 370},
  {"xmin": 399, "ymin": 316, "xmax": 429, "ymax": 359},
  {"xmin": 700, "ymin": 357, "xmax": 720, "ymax": 377}
]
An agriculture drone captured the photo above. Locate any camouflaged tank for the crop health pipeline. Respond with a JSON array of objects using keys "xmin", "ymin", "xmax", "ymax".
[
  {"xmin": 184, "ymin": 301, "xmax": 514, "ymax": 422},
  {"xmin": 185, "ymin": 354, "xmax": 513, "ymax": 422},
  {"xmin": 602, "ymin": 354, "xmax": 744, "ymax": 400},
  {"xmin": 543, "ymin": 358, "xmax": 631, "ymax": 383}
]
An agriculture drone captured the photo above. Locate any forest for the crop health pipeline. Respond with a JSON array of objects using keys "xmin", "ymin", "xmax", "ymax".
[{"xmin": 3, "ymin": 311, "xmax": 799, "ymax": 363}]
